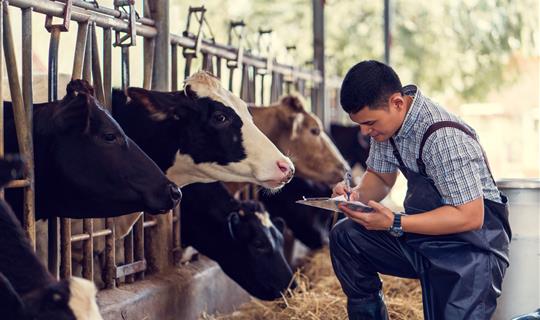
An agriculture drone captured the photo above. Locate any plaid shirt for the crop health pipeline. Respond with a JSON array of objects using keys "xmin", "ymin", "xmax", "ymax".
[{"xmin": 367, "ymin": 85, "xmax": 502, "ymax": 206}]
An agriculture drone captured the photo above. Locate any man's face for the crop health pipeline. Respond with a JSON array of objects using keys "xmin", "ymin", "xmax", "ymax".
[{"xmin": 348, "ymin": 93, "xmax": 407, "ymax": 142}]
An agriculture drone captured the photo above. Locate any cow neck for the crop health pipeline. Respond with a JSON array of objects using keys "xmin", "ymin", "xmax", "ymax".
[
  {"xmin": 166, "ymin": 153, "xmax": 217, "ymax": 187},
  {"xmin": 0, "ymin": 202, "xmax": 54, "ymax": 295}
]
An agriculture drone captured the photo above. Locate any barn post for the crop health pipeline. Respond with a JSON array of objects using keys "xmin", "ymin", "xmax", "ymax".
[
  {"xmin": 312, "ymin": 0, "xmax": 327, "ymax": 128},
  {"xmin": 147, "ymin": 0, "xmax": 173, "ymax": 273}
]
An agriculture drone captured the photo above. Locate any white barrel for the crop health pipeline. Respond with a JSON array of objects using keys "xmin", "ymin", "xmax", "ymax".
[{"xmin": 494, "ymin": 179, "xmax": 540, "ymax": 320}]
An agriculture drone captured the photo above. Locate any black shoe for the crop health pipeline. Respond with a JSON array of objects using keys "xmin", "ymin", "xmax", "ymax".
[{"xmin": 347, "ymin": 291, "xmax": 389, "ymax": 320}]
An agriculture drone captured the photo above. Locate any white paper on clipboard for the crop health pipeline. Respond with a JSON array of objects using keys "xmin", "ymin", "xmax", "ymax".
[{"xmin": 296, "ymin": 195, "xmax": 374, "ymax": 213}]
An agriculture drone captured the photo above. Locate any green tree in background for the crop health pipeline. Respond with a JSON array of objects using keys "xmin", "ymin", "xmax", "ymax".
[{"xmin": 171, "ymin": 0, "xmax": 538, "ymax": 102}]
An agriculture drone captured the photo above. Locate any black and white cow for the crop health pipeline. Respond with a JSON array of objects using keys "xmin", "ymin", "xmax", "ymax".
[
  {"xmin": 4, "ymin": 79, "xmax": 181, "ymax": 220},
  {"xmin": 259, "ymin": 176, "xmax": 334, "ymax": 250},
  {"xmin": 113, "ymin": 71, "xmax": 295, "ymax": 188},
  {"xmin": 180, "ymin": 182, "xmax": 295, "ymax": 300},
  {"xmin": 0, "ymin": 156, "xmax": 103, "ymax": 320},
  {"xmin": 329, "ymin": 123, "xmax": 370, "ymax": 170}
]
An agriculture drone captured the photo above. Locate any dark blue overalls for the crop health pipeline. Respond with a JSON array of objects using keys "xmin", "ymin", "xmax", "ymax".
[{"xmin": 330, "ymin": 121, "xmax": 512, "ymax": 320}]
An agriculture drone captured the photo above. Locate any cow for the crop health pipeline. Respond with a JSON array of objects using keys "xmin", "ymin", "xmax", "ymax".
[
  {"xmin": 0, "ymin": 156, "xmax": 103, "ymax": 320},
  {"xmin": 248, "ymin": 94, "xmax": 348, "ymax": 185},
  {"xmin": 329, "ymin": 123, "xmax": 371, "ymax": 170},
  {"xmin": 259, "ymin": 176, "xmax": 334, "ymax": 250},
  {"xmin": 4, "ymin": 79, "xmax": 181, "ymax": 220},
  {"xmin": 113, "ymin": 71, "xmax": 295, "ymax": 188},
  {"xmin": 180, "ymin": 182, "xmax": 295, "ymax": 301}
]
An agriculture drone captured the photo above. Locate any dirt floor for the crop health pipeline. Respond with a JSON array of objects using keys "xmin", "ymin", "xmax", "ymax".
[{"xmin": 202, "ymin": 247, "xmax": 423, "ymax": 320}]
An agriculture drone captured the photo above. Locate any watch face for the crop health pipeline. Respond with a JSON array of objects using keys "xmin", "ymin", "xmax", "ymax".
[{"xmin": 389, "ymin": 227, "xmax": 403, "ymax": 237}]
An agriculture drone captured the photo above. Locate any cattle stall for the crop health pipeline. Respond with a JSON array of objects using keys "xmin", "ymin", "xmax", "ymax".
[{"xmin": 0, "ymin": 0, "xmax": 342, "ymax": 318}]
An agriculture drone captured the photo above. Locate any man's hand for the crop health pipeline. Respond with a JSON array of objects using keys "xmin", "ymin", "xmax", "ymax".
[
  {"xmin": 332, "ymin": 181, "xmax": 359, "ymax": 200},
  {"xmin": 338, "ymin": 200, "xmax": 394, "ymax": 231}
]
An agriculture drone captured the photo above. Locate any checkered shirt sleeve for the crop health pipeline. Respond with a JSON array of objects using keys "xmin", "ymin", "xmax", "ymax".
[
  {"xmin": 422, "ymin": 128, "xmax": 485, "ymax": 206},
  {"xmin": 366, "ymin": 139, "xmax": 398, "ymax": 173}
]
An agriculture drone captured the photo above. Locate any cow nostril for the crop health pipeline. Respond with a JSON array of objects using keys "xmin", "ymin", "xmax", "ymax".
[
  {"xmin": 276, "ymin": 160, "xmax": 290, "ymax": 174},
  {"xmin": 169, "ymin": 185, "xmax": 182, "ymax": 202}
]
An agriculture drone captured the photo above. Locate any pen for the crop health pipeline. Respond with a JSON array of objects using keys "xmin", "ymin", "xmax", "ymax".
[{"xmin": 344, "ymin": 170, "xmax": 352, "ymax": 201}]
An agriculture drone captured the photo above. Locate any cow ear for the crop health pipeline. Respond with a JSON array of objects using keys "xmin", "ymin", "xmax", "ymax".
[
  {"xmin": 127, "ymin": 87, "xmax": 192, "ymax": 122},
  {"xmin": 53, "ymin": 92, "xmax": 92, "ymax": 133},
  {"xmin": 280, "ymin": 94, "xmax": 305, "ymax": 113},
  {"xmin": 0, "ymin": 155, "xmax": 24, "ymax": 188},
  {"xmin": 65, "ymin": 79, "xmax": 95, "ymax": 98},
  {"xmin": 0, "ymin": 273, "xmax": 25, "ymax": 318},
  {"xmin": 272, "ymin": 217, "xmax": 286, "ymax": 233}
]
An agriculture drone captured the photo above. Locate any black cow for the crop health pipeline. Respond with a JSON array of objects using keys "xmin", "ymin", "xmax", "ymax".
[
  {"xmin": 180, "ymin": 182, "xmax": 295, "ymax": 300},
  {"xmin": 259, "ymin": 176, "xmax": 334, "ymax": 250},
  {"xmin": 329, "ymin": 123, "xmax": 371, "ymax": 170},
  {"xmin": 0, "ymin": 156, "xmax": 103, "ymax": 320},
  {"xmin": 4, "ymin": 80, "xmax": 180, "ymax": 220}
]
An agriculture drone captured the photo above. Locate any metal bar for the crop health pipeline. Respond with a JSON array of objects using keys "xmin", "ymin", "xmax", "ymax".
[
  {"xmin": 46, "ymin": 25, "xmax": 62, "ymax": 278},
  {"xmin": 82, "ymin": 218, "xmax": 93, "ymax": 279},
  {"xmin": 171, "ymin": 44, "xmax": 178, "ymax": 90},
  {"xmin": 133, "ymin": 216, "xmax": 144, "ymax": 280},
  {"xmin": 60, "ymin": 218, "xmax": 71, "ymax": 278},
  {"xmin": 82, "ymin": 24, "xmax": 92, "ymax": 83},
  {"xmin": 104, "ymin": 217, "xmax": 116, "ymax": 288},
  {"xmin": 215, "ymin": 56, "xmax": 222, "ymax": 80},
  {"xmin": 260, "ymin": 74, "xmax": 265, "ymax": 105},
  {"xmin": 90, "ymin": 23, "xmax": 105, "ymax": 104},
  {"xmin": 120, "ymin": 46, "xmax": 129, "ymax": 90},
  {"xmin": 172, "ymin": 206, "xmax": 181, "ymax": 265},
  {"xmin": 20, "ymin": 6, "xmax": 35, "ymax": 247},
  {"xmin": 8, "ymin": 0, "xmax": 157, "ymax": 39},
  {"xmin": 384, "ymin": 0, "xmax": 391, "ymax": 64},
  {"xmin": 150, "ymin": 0, "xmax": 169, "ymax": 90},
  {"xmin": 4, "ymin": 2, "xmax": 35, "ymax": 247},
  {"xmin": 143, "ymin": 220, "xmax": 157, "ymax": 228},
  {"xmin": 312, "ymin": 0, "xmax": 326, "ymax": 125},
  {"xmin": 103, "ymin": 27, "xmax": 112, "ymax": 109},
  {"xmin": 72, "ymin": 21, "xmax": 88, "ymax": 80},
  {"xmin": 116, "ymin": 260, "xmax": 146, "ymax": 279},
  {"xmin": 184, "ymin": 53, "xmax": 194, "ymax": 79},
  {"xmin": 4, "ymin": 179, "xmax": 30, "ymax": 188},
  {"xmin": 71, "ymin": 228, "xmax": 112, "ymax": 242},
  {"xmin": 123, "ymin": 230, "xmax": 134, "ymax": 283},
  {"xmin": 55, "ymin": 0, "xmax": 155, "ymax": 26},
  {"xmin": 171, "ymin": 34, "xmax": 322, "ymax": 83},
  {"xmin": 143, "ymin": 38, "xmax": 154, "ymax": 89}
]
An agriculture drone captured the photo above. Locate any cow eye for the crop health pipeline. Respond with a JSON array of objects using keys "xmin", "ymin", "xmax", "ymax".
[
  {"xmin": 310, "ymin": 127, "xmax": 321, "ymax": 136},
  {"xmin": 102, "ymin": 133, "xmax": 117, "ymax": 142},
  {"xmin": 211, "ymin": 112, "xmax": 230, "ymax": 128}
]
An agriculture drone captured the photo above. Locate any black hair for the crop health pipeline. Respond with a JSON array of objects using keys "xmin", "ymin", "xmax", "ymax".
[{"xmin": 340, "ymin": 60, "xmax": 403, "ymax": 114}]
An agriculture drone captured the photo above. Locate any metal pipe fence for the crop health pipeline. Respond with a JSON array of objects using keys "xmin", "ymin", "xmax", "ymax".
[{"xmin": 1, "ymin": 0, "xmax": 342, "ymax": 290}]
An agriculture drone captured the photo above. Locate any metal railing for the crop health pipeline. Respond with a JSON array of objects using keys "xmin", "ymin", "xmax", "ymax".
[{"xmin": 1, "ymin": 0, "xmax": 342, "ymax": 290}]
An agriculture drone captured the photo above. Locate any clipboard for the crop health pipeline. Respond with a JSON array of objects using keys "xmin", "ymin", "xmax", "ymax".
[{"xmin": 296, "ymin": 195, "xmax": 374, "ymax": 213}]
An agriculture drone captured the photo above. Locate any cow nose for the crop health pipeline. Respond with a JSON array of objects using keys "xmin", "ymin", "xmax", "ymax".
[
  {"xmin": 169, "ymin": 184, "xmax": 182, "ymax": 203},
  {"xmin": 277, "ymin": 160, "xmax": 291, "ymax": 174}
]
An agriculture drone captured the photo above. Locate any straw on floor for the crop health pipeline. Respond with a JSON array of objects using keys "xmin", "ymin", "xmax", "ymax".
[{"xmin": 202, "ymin": 247, "xmax": 423, "ymax": 320}]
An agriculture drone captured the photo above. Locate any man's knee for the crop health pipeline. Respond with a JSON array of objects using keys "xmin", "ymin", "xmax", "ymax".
[{"xmin": 330, "ymin": 218, "xmax": 363, "ymax": 253}]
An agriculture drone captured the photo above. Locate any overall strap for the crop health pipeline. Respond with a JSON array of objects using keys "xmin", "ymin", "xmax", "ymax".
[
  {"xmin": 417, "ymin": 121, "xmax": 496, "ymax": 184},
  {"xmin": 389, "ymin": 138, "xmax": 408, "ymax": 177}
]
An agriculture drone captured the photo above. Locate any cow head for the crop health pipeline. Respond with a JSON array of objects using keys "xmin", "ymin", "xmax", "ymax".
[
  {"xmin": 329, "ymin": 124, "xmax": 371, "ymax": 170},
  {"xmin": 249, "ymin": 94, "xmax": 349, "ymax": 185},
  {"xmin": 222, "ymin": 202, "xmax": 295, "ymax": 300},
  {"xmin": 260, "ymin": 177, "xmax": 334, "ymax": 250},
  {"xmin": 34, "ymin": 80, "xmax": 180, "ymax": 218},
  {"xmin": 123, "ymin": 71, "xmax": 294, "ymax": 189},
  {"xmin": 0, "ymin": 275, "xmax": 102, "ymax": 320}
]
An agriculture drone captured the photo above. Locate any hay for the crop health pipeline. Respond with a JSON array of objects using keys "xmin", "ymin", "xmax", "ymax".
[{"xmin": 202, "ymin": 248, "xmax": 423, "ymax": 320}]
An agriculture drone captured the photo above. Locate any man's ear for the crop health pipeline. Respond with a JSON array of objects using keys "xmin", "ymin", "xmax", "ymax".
[
  {"xmin": 127, "ymin": 87, "xmax": 195, "ymax": 121},
  {"xmin": 389, "ymin": 92, "xmax": 405, "ymax": 110}
]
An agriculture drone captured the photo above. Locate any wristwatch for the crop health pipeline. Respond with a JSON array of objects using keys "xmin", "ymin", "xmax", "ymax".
[{"xmin": 388, "ymin": 212, "xmax": 404, "ymax": 237}]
